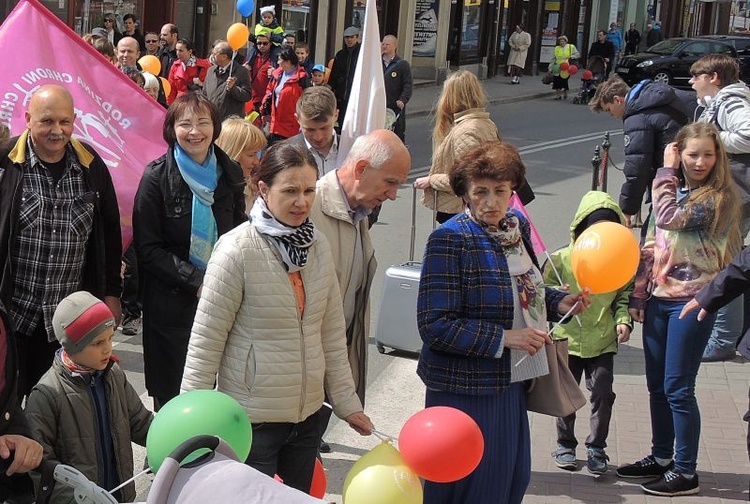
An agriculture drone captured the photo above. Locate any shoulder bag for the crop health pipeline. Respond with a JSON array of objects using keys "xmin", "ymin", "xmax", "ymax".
[{"xmin": 525, "ymin": 338, "xmax": 587, "ymax": 417}]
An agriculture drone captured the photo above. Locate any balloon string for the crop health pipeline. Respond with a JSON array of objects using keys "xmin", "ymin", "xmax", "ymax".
[
  {"xmin": 515, "ymin": 300, "xmax": 580, "ymax": 367},
  {"xmin": 110, "ymin": 468, "xmax": 151, "ymax": 494},
  {"xmin": 372, "ymin": 429, "xmax": 397, "ymax": 442}
]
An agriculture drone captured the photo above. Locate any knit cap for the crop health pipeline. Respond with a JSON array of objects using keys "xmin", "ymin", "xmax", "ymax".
[{"xmin": 52, "ymin": 291, "xmax": 115, "ymax": 354}]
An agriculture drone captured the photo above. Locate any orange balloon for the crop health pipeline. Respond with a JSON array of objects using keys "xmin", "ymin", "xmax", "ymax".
[
  {"xmin": 310, "ymin": 458, "xmax": 327, "ymax": 498},
  {"xmin": 227, "ymin": 22, "xmax": 250, "ymax": 51},
  {"xmin": 138, "ymin": 55, "xmax": 161, "ymax": 76},
  {"xmin": 571, "ymin": 221, "xmax": 640, "ymax": 294},
  {"xmin": 159, "ymin": 77, "xmax": 171, "ymax": 97}
]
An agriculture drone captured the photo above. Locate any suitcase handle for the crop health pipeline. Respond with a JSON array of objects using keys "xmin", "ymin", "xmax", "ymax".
[{"xmin": 409, "ymin": 186, "xmax": 417, "ymax": 261}]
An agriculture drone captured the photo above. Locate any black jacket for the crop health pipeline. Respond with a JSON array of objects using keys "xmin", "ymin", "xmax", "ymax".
[
  {"xmin": 646, "ymin": 28, "xmax": 663, "ymax": 48},
  {"xmin": 696, "ymin": 248, "xmax": 750, "ymax": 360},
  {"xmin": 0, "ymin": 135, "xmax": 123, "ymax": 310},
  {"xmin": 156, "ymin": 46, "xmax": 177, "ymax": 79},
  {"xmin": 329, "ymin": 44, "xmax": 361, "ymax": 108},
  {"xmin": 132, "ymin": 146, "xmax": 245, "ymax": 399},
  {"xmin": 588, "ymin": 40, "xmax": 615, "ymax": 64},
  {"xmin": 625, "ymin": 29, "xmax": 641, "ymax": 51},
  {"xmin": 383, "ymin": 55, "xmax": 413, "ymax": 112},
  {"xmin": 619, "ymin": 80, "xmax": 696, "ymax": 215}
]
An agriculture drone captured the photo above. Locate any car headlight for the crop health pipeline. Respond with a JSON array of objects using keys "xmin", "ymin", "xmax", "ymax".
[{"xmin": 637, "ymin": 60, "xmax": 654, "ymax": 68}]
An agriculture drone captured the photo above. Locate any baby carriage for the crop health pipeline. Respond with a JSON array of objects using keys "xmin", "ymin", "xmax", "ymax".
[
  {"xmin": 35, "ymin": 436, "xmax": 325, "ymax": 504},
  {"xmin": 572, "ymin": 56, "xmax": 607, "ymax": 105}
]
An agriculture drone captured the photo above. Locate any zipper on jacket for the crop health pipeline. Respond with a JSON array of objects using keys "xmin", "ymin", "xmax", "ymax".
[
  {"xmin": 296, "ymin": 278, "xmax": 307, "ymax": 419},
  {"xmin": 88, "ymin": 374, "xmax": 107, "ymax": 486}
]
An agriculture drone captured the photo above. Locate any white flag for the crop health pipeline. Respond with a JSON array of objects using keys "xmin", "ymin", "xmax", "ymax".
[{"xmin": 338, "ymin": 0, "xmax": 386, "ymax": 159}]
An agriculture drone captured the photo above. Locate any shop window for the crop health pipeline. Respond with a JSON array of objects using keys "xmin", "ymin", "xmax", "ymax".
[
  {"xmin": 282, "ymin": 0, "xmax": 310, "ymax": 43},
  {"xmin": 460, "ymin": 0, "xmax": 482, "ymax": 61},
  {"xmin": 73, "ymin": 0, "xmax": 143, "ymax": 37}
]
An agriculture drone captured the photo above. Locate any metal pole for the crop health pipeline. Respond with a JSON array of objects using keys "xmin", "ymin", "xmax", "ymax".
[
  {"xmin": 601, "ymin": 131, "xmax": 611, "ymax": 192},
  {"xmin": 591, "ymin": 145, "xmax": 602, "ymax": 191}
]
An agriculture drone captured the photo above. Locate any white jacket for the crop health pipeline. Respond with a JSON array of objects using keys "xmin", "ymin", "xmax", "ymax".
[
  {"xmin": 181, "ymin": 221, "xmax": 363, "ymax": 423},
  {"xmin": 698, "ymin": 82, "xmax": 750, "ymax": 155}
]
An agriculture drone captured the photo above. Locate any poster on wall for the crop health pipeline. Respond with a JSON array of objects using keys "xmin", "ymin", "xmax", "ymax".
[
  {"xmin": 540, "ymin": 27, "xmax": 557, "ymax": 63},
  {"xmin": 413, "ymin": 0, "xmax": 439, "ymax": 57}
]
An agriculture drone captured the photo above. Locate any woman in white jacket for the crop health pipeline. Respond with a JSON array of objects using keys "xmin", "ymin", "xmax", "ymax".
[{"xmin": 181, "ymin": 142, "xmax": 373, "ymax": 494}]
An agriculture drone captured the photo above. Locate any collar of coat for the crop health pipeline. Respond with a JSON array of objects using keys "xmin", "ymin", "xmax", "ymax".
[{"xmin": 9, "ymin": 130, "xmax": 94, "ymax": 168}]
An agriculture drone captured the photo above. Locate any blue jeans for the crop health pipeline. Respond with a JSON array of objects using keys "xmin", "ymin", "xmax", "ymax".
[
  {"xmin": 643, "ymin": 297, "xmax": 716, "ymax": 474},
  {"xmin": 244, "ymin": 413, "xmax": 319, "ymax": 494}
]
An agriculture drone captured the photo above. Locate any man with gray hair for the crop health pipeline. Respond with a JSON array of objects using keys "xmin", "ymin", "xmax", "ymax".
[
  {"xmin": 203, "ymin": 41, "xmax": 252, "ymax": 120},
  {"xmin": 309, "ymin": 129, "xmax": 410, "ymax": 450}
]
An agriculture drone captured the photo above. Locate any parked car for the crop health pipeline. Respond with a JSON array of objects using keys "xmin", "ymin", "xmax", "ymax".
[
  {"xmin": 696, "ymin": 34, "xmax": 750, "ymax": 82},
  {"xmin": 615, "ymin": 37, "xmax": 737, "ymax": 87}
]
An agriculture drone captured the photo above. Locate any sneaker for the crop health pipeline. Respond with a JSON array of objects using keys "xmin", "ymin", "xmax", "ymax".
[
  {"xmin": 121, "ymin": 317, "xmax": 141, "ymax": 336},
  {"xmin": 641, "ymin": 470, "xmax": 700, "ymax": 496},
  {"xmin": 586, "ymin": 447, "xmax": 609, "ymax": 475},
  {"xmin": 616, "ymin": 455, "xmax": 673, "ymax": 479},
  {"xmin": 319, "ymin": 439, "xmax": 332, "ymax": 454},
  {"xmin": 552, "ymin": 446, "xmax": 577, "ymax": 470}
]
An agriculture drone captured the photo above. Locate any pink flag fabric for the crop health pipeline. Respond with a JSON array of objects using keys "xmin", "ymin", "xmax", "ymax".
[
  {"xmin": 0, "ymin": 0, "xmax": 167, "ymax": 248},
  {"xmin": 509, "ymin": 192, "xmax": 546, "ymax": 255},
  {"xmin": 338, "ymin": 0, "xmax": 386, "ymax": 158}
]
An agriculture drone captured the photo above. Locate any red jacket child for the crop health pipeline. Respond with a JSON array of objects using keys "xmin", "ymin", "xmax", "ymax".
[{"xmin": 167, "ymin": 57, "xmax": 210, "ymax": 105}]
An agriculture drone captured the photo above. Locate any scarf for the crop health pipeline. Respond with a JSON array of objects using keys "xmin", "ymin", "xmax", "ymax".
[
  {"xmin": 466, "ymin": 208, "xmax": 549, "ymax": 381},
  {"xmin": 60, "ymin": 348, "xmax": 95, "ymax": 374},
  {"xmin": 174, "ymin": 144, "xmax": 221, "ymax": 270},
  {"xmin": 249, "ymin": 196, "xmax": 316, "ymax": 273}
]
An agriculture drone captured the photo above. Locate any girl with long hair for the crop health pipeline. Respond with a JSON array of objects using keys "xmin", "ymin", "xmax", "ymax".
[{"xmin": 621, "ymin": 122, "xmax": 741, "ymax": 497}]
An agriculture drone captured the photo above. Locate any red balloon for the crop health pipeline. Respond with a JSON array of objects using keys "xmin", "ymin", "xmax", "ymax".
[
  {"xmin": 568, "ymin": 64, "xmax": 579, "ymax": 75},
  {"xmin": 398, "ymin": 406, "xmax": 484, "ymax": 483},
  {"xmin": 582, "ymin": 69, "xmax": 594, "ymax": 80},
  {"xmin": 310, "ymin": 458, "xmax": 327, "ymax": 498},
  {"xmin": 560, "ymin": 61, "xmax": 570, "ymax": 71}
]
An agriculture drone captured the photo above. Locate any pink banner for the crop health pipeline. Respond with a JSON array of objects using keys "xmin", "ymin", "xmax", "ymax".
[
  {"xmin": 0, "ymin": 0, "xmax": 167, "ymax": 248},
  {"xmin": 509, "ymin": 192, "xmax": 546, "ymax": 256}
]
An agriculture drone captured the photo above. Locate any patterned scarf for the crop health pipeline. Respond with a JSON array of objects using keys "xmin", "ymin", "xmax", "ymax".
[
  {"xmin": 60, "ymin": 348, "xmax": 95, "ymax": 374},
  {"xmin": 249, "ymin": 196, "xmax": 316, "ymax": 273},
  {"xmin": 466, "ymin": 208, "xmax": 550, "ymax": 380},
  {"xmin": 174, "ymin": 144, "xmax": 221, "ymax": 270}
]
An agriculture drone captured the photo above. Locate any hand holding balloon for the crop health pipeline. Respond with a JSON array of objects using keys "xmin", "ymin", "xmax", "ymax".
[{"xmin": 345, "ymin": 411, "xmax": 374, "ymax": 436}]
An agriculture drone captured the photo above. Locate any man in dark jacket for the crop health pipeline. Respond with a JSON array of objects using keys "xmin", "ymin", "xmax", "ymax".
[
  {"xmin": 204, "ymin": 41, "xmax": 252, "ymax": 120},
  {"xmin": 329, "ymin": 26, "xmax": 362, "ymax": 129},
  {"xmin": 157, "ymin": 23, "xmax": 179, "ymax": 79},
  {"xmin": 589, "ymin": 76, "xmax": 695, "ymax": 229},
  {"xmin": 680, "ymin": 248, "xmax": 750, "ymax": 463},
  {"xmin": 588, "ymin": 30, "xmax": 616, "ymax": 77},
  {"xmin": 646, "ymin": 22, "xmax": 664, "ymax": 48},
  {"xmin": 625, "ymin": 23, "xmax": 641, "ymax": 55},
  {"xmin": 381, "ymin": 35, "xmax": 413, "ymax": 143},
  {"xmin": 0, "ymin": 85, "xmax": 122, "ymax": 400}
]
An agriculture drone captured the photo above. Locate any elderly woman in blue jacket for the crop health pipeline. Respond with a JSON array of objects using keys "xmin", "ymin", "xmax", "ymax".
[{"xmin": 416, "ymin": 141, "xmax": 587, "ymax": 504}]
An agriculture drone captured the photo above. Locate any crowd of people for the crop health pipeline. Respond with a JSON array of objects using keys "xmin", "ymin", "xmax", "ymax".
[{"xmin": 0, "ymin": 10, "xmax": 747, "ymax": 504}]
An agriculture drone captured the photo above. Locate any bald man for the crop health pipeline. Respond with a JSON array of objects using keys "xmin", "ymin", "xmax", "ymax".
[
  {"xmin": 116, "ymin": 36, "xmax": 140, "ymax": 70},
  {"xmin": 0, "ymin": 85, "xmax": 122, "ymax": 400},
  {"xmin": 381, "ymin": 35, "xmax": 413, "ymax": 142},
  {"xmin": 310, "ymin": 130, "xmax": 410, "ymax": 450}
]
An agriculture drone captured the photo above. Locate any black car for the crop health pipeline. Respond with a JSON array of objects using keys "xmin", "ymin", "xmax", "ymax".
[
  {"xmin": 615, "ymin": 37, "xmax": 737, "ymax": 87},
  {"xmin": 695, "ymin": 34, "xmax": 750, "ymax": 82}
]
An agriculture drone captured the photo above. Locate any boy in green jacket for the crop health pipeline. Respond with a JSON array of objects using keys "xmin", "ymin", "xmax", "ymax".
[
  {"xmin": 26, "ymin": 291, "xmax": 152, "ymax": 503},
  {"xmin": 545, "ymin": 191, "xmax": 633, "ymax": 476}
]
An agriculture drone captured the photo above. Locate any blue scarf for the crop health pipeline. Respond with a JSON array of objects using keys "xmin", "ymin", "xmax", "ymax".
[{"xmin": 174, "ymin": 144, "xmax": 221, "ymax": 270}]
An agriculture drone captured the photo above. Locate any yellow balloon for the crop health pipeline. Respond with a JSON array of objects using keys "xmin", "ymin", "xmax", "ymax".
[
  {"xmin": 343, "ymin": 442, "xmax": 423, "ymax": 504},
  {"xmin": 227, "ymin": 22, "xmax": 250, "ymax": 51},
  {"xmin": 560, "ymin": 69, "xmax": 570, "ymax": 79},
  {"xmin": 138, "ymin": 55, "xmax": 161, "ymax": 76},
  {"xmin": 159, "ymin": 77, "xmax": 171, "ymax": 97}
]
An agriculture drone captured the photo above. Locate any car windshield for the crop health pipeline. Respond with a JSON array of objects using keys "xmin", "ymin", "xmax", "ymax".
[{"xmin": 646, "ymin": 39, "xmax": 685, "ymax": 54}]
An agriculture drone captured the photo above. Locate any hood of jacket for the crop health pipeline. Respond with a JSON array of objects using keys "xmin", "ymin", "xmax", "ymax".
[
  {"xmin": 568, "ymin": 190, "xmax": 625, "ymax": 244},
  {"xmin": 624, "ymin": 80, "xmax": 693, "ymax": 120}
]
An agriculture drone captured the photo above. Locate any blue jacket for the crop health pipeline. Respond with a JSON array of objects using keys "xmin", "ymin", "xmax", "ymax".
[
  {"xmin": 416, "ymin": 211, "xmax": 567, "ymax": 395},
  {"xmin": 606, "ymin": 29, "xmax": 624, "ymax": 51}
]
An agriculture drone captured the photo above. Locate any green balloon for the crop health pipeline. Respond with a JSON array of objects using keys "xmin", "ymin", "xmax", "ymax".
[
  {"xmin": 551, "ymin": 62, "xmax": 560, "ymax": 74},
  {"xmin": 146, "ymin": 390, "xmax": 252, "ymax": 473}
]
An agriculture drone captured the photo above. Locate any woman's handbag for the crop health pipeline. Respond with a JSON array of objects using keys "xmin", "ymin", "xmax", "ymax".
[
  {"xmin": 525, "ymin": 338, "xmax": 586, "ymax": 417},
  {"xmin": 541, "ymin": 72, "xmax": 554, "ymax": 85}
]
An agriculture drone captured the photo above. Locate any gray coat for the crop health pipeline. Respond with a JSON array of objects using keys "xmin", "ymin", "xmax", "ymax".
[{"xmin": 203, "ymin": 63, "xmax": 252, "ymax": 120}]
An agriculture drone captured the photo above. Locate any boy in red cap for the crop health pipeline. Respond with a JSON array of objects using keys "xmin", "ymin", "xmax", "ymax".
[{"xmin": 25, "ymin": 291, "xmax": 152, "ymax": 502}]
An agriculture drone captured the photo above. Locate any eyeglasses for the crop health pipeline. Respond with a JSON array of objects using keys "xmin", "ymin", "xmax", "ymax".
[
  {"xmin": 257, "ymin": 41, "xmax": 269, "ymax": 46},
  {"xmin": 104, "ymin": 19, "xmax": 113, "ymax": 23},
  {"xmin": 690, "ymin": 72, "xmax": 707, "ymax": 79}
]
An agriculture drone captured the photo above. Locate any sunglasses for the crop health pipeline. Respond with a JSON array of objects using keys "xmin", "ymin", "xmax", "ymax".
[
  {"xmin": 105, "ymin": 19, "xmax": 113, "ymax": 23},
  {"xmin": 257, "ymin": 41, "xmax": 270, "ymax": 46},
  {"xmin": 146, "ymin": 39, "xmax": 158, "ymax": 43}
]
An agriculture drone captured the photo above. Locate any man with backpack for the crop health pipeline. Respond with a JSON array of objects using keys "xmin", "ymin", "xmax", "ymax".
[{"xmin": 691, "ymin": 54, "xmax": 750, "ymax": 362}]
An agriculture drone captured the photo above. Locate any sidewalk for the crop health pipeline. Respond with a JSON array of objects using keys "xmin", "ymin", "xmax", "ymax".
[
  {"xmin": 322, "ymin": 329, "xmax": 750, "ymax": 503},
  {"xmin": 405, "ymin": 71, "xmax": 559, "ymax": 118}
]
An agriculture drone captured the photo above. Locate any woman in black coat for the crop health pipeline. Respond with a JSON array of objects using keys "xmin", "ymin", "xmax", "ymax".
[{"xmin": 133, "ymin": 93, "xmax": 246, "ymax": 410}]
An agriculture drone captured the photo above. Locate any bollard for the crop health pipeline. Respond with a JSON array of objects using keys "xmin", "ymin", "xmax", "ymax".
[{"xmin": 591, "ymin": 145, "xmax": 602, "ymax": 191}]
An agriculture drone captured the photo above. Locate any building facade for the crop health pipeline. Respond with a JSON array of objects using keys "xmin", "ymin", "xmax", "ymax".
[{"xmin": 0, "ymin": 0, "xmax": 737, "ymax": 81}]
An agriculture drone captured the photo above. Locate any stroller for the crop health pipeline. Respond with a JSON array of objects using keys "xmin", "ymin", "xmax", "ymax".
[
  {"xmin": 36, "ymin": 436, "xmax": 325, "ymax": 503},
  {"xmin": 572, "ymin": 56, "xmax": 607, "ymax": 105}
]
